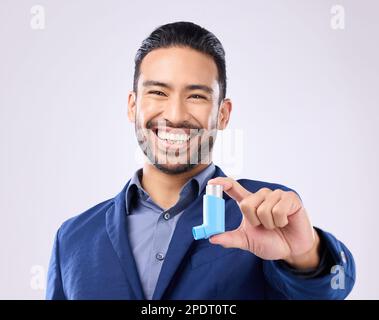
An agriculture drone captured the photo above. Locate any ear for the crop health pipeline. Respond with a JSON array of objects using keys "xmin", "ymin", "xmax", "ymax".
[
  {"xmin": 217, "ymin": 98, "xmax": 232, "ymax": 130},
  {"xmin": 127, "ymin": 91, "xmax": 137, "ymax": 123}
]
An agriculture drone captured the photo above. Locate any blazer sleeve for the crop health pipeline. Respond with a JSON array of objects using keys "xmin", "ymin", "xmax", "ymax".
[
  {"xmin": 262, "ymin": 227, "xmax": 356, "ymax": 300},
  {"xmin": 46, "ymin": 228, "xmax": 66, "ymax": 300}
]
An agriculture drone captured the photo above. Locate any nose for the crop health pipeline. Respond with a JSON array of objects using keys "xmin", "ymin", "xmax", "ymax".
[{"xmin": 163, "ymin": 96, "xmax": 191, "ymax": 126}]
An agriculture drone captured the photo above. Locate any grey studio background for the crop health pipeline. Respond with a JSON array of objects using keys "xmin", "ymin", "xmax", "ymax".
[{"xmin": 0, "ymin": 0, "xmax": 378, "ymax": 299}]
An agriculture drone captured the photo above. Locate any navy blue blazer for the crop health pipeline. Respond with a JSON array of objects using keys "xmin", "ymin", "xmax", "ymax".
[{"xmin": 46, "ymin": 166, "xmax": 355, "ymax": 299}]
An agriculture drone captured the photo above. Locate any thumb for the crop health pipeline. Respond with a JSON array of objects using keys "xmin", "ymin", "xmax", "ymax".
[{"xmin": 209, "ymin": 229, "xmax": 246, "ymax": 250}]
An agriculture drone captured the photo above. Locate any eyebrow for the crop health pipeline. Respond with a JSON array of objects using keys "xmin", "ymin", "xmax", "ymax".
[{"xmin": 142, "ymin": 80, "xmax": 214, "ymax": 94}]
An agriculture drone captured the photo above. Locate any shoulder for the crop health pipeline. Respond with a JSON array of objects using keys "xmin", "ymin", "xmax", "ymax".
[{"xmin": 57, "ymin": 197, "xmax": 115, "ymax": 243}]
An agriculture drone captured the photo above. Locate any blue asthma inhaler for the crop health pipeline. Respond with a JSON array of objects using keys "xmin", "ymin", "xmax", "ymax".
[{"xmin": 192, "ymin": 184, "xmax": 225, "ymax": 240}]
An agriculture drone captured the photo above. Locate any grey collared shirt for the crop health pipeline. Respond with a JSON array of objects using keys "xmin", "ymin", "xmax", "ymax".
[{"xmin": 125, "ymin": 163, "xmax": 216, "ymax": 299}]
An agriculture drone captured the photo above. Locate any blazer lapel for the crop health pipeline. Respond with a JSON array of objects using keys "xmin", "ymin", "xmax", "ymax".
[
  {"xmin": 152, "ymin": 165, "xmax": 230, "ymax": 300},
  {"xmin": 105, "ymin": 181, "xmax": 145, "ymax": 300}
]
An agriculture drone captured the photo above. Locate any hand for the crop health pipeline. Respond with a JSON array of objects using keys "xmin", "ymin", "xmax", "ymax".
[{"xmin": 207, "ymin": 177, "xmax": 321, "ymax": 270}]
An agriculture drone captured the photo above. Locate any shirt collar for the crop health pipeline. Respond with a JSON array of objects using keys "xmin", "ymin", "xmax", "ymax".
[{"xmin": 125, "ymin": 162, "xmax": 216, "ymax": 215}]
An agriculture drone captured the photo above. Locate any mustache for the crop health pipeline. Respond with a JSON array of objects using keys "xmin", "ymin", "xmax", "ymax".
[{"xmin": 146, "ymin": 119, "xmax": 202, "ymax": 130}]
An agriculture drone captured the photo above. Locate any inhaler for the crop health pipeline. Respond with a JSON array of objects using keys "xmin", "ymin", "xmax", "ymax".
[{"xmin": 192, "ymin": 184, "xmax": 225, "ymax": 240}]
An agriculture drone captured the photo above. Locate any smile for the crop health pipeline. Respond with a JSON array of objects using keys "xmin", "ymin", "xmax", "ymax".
[{"xmin": 151, "ymin": 128, "xmax": 198, "ymax": 146}]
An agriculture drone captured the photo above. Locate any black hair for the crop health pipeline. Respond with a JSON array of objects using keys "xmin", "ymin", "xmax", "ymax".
[{"xmin": 133, "ymin": 21, "xmax": 227, "ymax": 104}]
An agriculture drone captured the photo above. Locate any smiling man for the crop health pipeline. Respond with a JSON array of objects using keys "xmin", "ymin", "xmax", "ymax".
[{"xmin": 46, "ymin": 21, "xmax": 355, "ymax": 300}]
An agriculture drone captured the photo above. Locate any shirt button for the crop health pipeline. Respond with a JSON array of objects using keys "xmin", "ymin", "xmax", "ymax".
[
  {"xmin": 164, "ymin": 212, "xmax": 171, "ymax": 220},
  {"xmin": 156, "ymin": 252, "xmax": 165, "ymax": 261}
]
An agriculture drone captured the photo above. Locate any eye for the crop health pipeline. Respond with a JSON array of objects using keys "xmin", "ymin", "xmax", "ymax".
[
  {"xmin": 148, "ymin": 90, "xmax": 167, "ymax": 97},
  {"xmin": 189, "ymin": 94, "xmax": 207, "ymax": 100}
]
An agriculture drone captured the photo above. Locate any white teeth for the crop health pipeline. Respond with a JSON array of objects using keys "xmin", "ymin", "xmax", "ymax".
[{"xmin": 157, "ymin": 130, "xmax": 190, "ymax": 143}]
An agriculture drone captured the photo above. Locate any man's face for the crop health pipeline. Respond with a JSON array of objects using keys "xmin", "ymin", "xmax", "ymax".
[{"xmin": 128, "ymin": 46, "xmax": 230, "ymax": 175}]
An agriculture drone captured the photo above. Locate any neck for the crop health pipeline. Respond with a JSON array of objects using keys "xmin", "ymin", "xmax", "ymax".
[{"xmin": 140, "ymin": 162, "xmax": 211, "ymax": 210}]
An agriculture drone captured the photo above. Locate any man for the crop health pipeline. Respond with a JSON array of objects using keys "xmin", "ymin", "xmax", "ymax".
[{"xmin": 46, "ymin": 21, "xmax": 355, "ymax": 300}]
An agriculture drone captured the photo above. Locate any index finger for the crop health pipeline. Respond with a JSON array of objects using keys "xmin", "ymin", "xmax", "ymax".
[{"xmin": 207, "ymin": 177, "xmax": 251, "ymax": 203}]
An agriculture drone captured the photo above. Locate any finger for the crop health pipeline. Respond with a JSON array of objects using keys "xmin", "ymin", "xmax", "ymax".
[
  {"xmin": 209, "ymin": 229, "xmax": 247, "ymax": 250},
  {"xmin": 272, "ymin": 192, "xmax": 302, "ymax": 225},
  {"xmin": 272, "ymin": 197, "xmax": 291, "ymax": 228},
  {"xmin": 207, "ymin": 177, "xmax": 251, "ymax": 203},
  {"xmin": 256, "ymin": 189, "xmax": 282, "ymax": 230},
  {"xmin": 238, "ymin": 190, "xmax": 271, "ymax": 227},
  {"xmin": 287, "ymin": 191, "xmax": 303, "ymax": 216}
]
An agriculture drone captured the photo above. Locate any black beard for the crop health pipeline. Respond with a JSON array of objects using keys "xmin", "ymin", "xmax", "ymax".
[
  {"xmin": 153, "ymin": 162, "xmax": 198, "ymax": 175},
  {"xmin": 138, "ymin": 132, "xmax": 215, "ymax": 175},
  {"xmin": 135, "ymin": 118, "xmax": 216, "ymax": 175}
]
